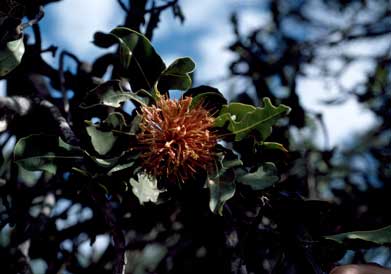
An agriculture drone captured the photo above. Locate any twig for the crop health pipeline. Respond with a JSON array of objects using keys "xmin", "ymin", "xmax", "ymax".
[
  {"xmin": 37, "ymin": 99, "xmax": 80, "ymax": 145},
  {"xmin": 145, "ymin": 1, "xmax": 160, "ymax": 40},
  {"xmin": 315, "ymin": 112, "xmax": 330, "ymax": 150},
  {"xmin": 58, "ymin": 50, "xmax": 81, "ymax": 115},
  {"xmin": 91, "ymin": 192, "xmax": 126, "ymax": 274},
  {"xmin": 117, "ymin": 0, "xmax": 129, "ymax": 13},
  {"xmin": 15, "ymin": 244, "xmax": 34, "ymax": 274},
  {"xmin": 32, "ymin": 23, "xmax": 42, "ymax": 50},
  {"xmin": 112, "ymin": 226, "xmax": 126, "ymax": 274},
  {"xmin": 145, "ymin": 0, "xmax": 178, "ymax": 13},
  {"xmin": 20, "ymin": 6, "xmax": 45, "ymax": 30}
]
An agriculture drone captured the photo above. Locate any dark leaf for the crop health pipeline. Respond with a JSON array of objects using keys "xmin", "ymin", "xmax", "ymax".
[
  {"xmin": 157, "ymin": 57, "xmax": 195, "ymax": 91},
  {"xmin": 94, "ymin": 27, "xmax": 166, "ymax": 91},
  {"xmin": 237, "ymin": 162, "xmax": 279, "ymax": 190},
  {"xmin": 185, "ymin": 85, "xmax": 227, "ymax": 114},
  {"xmin": 207, "ymin": 150, "xmax": 242, "ymax": 215},
  {"xmin": 14, "ymin": 134, "xmax": 82, "ymax": 174}
]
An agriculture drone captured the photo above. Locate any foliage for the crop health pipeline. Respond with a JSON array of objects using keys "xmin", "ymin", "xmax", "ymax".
[
  {"xmin": 0, "ymin": 36, "xmax": 24, "ymax": 76},
  {"xmin": 0, "ymin": 0, "xmax": 390, "ymax": 274}
]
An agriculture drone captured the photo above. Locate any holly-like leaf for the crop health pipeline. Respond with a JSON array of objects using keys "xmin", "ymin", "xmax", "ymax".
[
  {"xmin": 130, "ymin": 172, "xmax": 165, "ymax": 205},
  {"xmin": 80, "ymin": 80, "xmax": 148, "ymax": 109},
  {"xmin": 14, "ymin": 134, "xmax": 82, "ymax": 174},
  {"xmin": 93, "ymin": 28, "xmax": 166, "ymax": 91},
  {"xmin": 157, "ymin": 57, "xmax": 195, "ymax": 91},
  {"xmin": 237, "ymin": 162, "xmax": 279, "ymax": 190},
  {"xmin": 215, "ymin": 98, "xmax": 291, "ymax": 141},
  {"xmin": 324, "ymin": 225, "xmax": 391, "ymax": 247},
  {"xmin": 0, "ymin": 36, "xmax": 25, "ymax": 76}
]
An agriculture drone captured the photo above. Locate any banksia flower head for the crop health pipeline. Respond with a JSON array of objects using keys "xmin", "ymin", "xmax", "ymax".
[{"xmin": 136, "ymin": 96, "xmax": 217, "ymax": 182}]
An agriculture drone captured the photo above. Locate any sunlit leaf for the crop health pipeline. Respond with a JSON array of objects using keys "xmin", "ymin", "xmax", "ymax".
[
  {"xmin": 325, "ymin": 225, "xmax": 391, "ymax": 247},
  {"xmin": 108, "ymin": 162, "xmax": 135, "ymax": 175},
  {"xmin": 84, "ymin": 151, "xmax": 120, "ymax": 168},
  {"xmin": 215, "ymin": 98, "xmax": 291, "ymax": 141},
  {"xmin": 85, "ymin": 112, "xmax": 133, "ymax": 156},
  {"xmin": 14, "ymin": 134, "xmax": 82, "ymax": 174},
  {"xmin": 86, "ymin": 126, "xmax": 117, "ymax": 156},
  {"xmin": 260, "ymin": 142, "xmax": 288, "ymax": 153},
  {"xmin": 0, "ymin": 36, "xmax": 25, "ymax": 76}
]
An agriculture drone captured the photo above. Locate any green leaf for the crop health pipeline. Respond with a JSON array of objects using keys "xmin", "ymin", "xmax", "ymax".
[
  {"xmin": 0, "ymin": 36, "xmax": 25, "ymax": 76},
  {"xmin": 84, "ymin": 151, "xmax": 121, "ymax": 168},
  {"xmin": 324, "ymin": 225, "xmax": 391, "ymax": 247},
  {"xmin": 86, "ymin": 126, "xmax": 117, "ymax": 156},
  {"xmin": 104, "ymin": 112, "xmax": 127, "ymax": 129},
  {"xmin": 207, "ymin": 150, "xmax": 242, "ymax": 215},
  {"xmin": 261, "ymin": 142, "xmax": 288, "ymax": 153},
  {"xmin": 108, "ymin": 162, "xmax": 135, "ymax": 175},
  {"xmin": 80, "ymin": 80, "xmax": 148, "ymax": 109},
  {"xmin": 215, "ymin": 98, "xmax": 291, "ymax": 141},
  {"xmin": 157, "ymin": 57, "xmax": 195, "ymax": 91},
  {"xmin": 94, "ymin": 28, "xmax": 166, "ymax": 91},
  {"xmin": 130, "ymin": 172, "xmax": 165, "ymax": 205},
  {"xmin": 208, "ymin": 173, "xmax": 236, "ymax": 216},
  {"xmin": 85, "ymin": 112, "xmax": 133, "ymax": 156},
  {"xmin": 14, "ymin": 134, "xmax": 82, "ymax": 174},
  {"xmin": 237, "ymin": 162, "xmax": 279, "ymax": 190}
]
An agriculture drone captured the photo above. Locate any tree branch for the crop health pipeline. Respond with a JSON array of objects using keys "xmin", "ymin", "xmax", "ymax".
[
  {"xmin": 145, "ymin": 0, "xmax": 178, "ymax": 13},
  {"xmin": 117, "ymin": 0, "xmax": 129, "ymax": 13},
  {"xmin": 0, "ymin": 96, "xmax": 80, "ymax": 145},
  {"xmin": 20, "ymin": 6, "xmax": 44, "ymax": 30}
]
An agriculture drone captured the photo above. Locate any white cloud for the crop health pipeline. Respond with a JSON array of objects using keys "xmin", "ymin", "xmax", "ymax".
[
  {"xmin": 339, "ymin": 59, "xmax": 375, "ymax": 90},
  {"xmin": 195, "ymin": 26, "xmax": 234, "ymax": 82},
  {"xmin": 155, "ymin": 0, "xmax": 262, "ymax": 39},
  {"xmin": 342, "ymin": 35, "xmax": 391, "ymax": 57},
  {"xmin": 297, "ymin": 77, "xmax": 377, "ymax": 148},
  {"xmin": 238, "ymin": 9, "xmax": 271, "ymax": 34},
  {"xmin": 322, "ymin": 98, "xmax": 377, "ymax": 146},
  {"xmin": 177, "ymin": 1, "xmax": 267, "ymax": 88},
  {"xmin": 42, "ymin": 0, "xmax": 123, "ymax": 61},
  {"xmin": 0, "ymin": 80, "xmax": 6, "ymax": 96}
]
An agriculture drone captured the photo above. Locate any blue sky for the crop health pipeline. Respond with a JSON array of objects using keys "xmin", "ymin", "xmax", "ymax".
[{"xmin": 3, "ymin": 0, "xmax": 390, "ymax": 148}]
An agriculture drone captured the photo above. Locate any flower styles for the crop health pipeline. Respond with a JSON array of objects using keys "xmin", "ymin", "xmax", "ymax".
[{"xmin": 136, "ymin": 96, "xmax": 217, "ymax": 182}]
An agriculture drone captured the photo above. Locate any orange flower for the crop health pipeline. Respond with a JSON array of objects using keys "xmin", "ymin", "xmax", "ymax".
[{"xmin": 136, "ymin": 96, "xmax": 217, "ymax": 182}]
